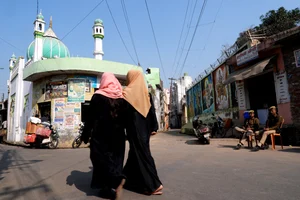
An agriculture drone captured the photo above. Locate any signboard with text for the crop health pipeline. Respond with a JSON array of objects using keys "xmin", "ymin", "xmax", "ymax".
[
  {"xmin": 236, "ymin": 45, "xmax": 258, "ymax": 66},
  {"xmin": 236, "ymin": 81, "xmax": 246, "ymax": 110},
  {"xmin": 274, "ymin": 71, "xmax": 290, "ymax": 104}
]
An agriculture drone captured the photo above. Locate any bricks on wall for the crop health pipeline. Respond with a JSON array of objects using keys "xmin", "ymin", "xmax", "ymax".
[{"xmin": 282, "ymin": 41, "xmax": 300, "ymax": 128}]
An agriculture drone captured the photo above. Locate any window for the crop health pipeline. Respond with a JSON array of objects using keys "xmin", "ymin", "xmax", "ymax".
[
  {"xmin": 39, "ymin": 24, "xmax": 42, "ymax": 31},
  {"xmin": 96, "ymin": 28, "xmax": 98, "ymax": 33},
  {"xmin": 100, "ymin": 28, "xmax": 102, "ymax": 33}
]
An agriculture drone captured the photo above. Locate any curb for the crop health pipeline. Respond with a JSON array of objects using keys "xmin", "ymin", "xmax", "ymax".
[
  {"xmin": 3, "ymin": 139, "xmax": 29, "ymax": 148},
  {"xmin": 2, "ymin": 138, "xmax": 89, "ymax": 149}
]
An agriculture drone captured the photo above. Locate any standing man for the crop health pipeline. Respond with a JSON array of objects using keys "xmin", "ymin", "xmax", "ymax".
[
  {"xmin": 253, "ymin": 106, "xmax": 282, "ymax": 151},
  {"xmin": 235, "ymin": 110, "xmax": 260, "ymax": 150}
]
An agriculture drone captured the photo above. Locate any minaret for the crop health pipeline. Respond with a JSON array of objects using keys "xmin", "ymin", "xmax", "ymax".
[
  {"xmin": 9, "ymin": 53, "xmax": 17, "ymax": 71},
  {"xmin": 33, "ymin": 11, "xmax": 45, "ymax": 62},
  {"xmin": 93, "ymin": 19, "xmax": 104, "ymax": 60}
]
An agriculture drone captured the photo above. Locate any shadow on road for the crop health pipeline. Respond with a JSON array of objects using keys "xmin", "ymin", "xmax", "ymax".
[
  {"xmin": 66, "ymin": 167, "xmax": 99, "ymax": 197},
  {"xmin": 278, "ymin": 148, "xmax": 300, "ymax": 153},
  {"xmin": 217, "ymin": 145, "xmax": 237, "ymax": 150},
  {"xmin": 0, "ymin": 147, "xmax": 57, "ymax": 200},
  {"xmin": 0, "ymin": 148, "xmax": 42, "ymax": 182},
  {"xmin": 185, "ymin": 139, "xmax": 208, "ymax": 145},
  {"xmin": 160, "ymin": 130, "xmax": 189, "ymax": 137}
]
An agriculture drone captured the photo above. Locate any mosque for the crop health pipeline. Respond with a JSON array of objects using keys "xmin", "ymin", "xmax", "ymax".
[{"xmin": 7, "ymin": 12, "xmax": 143, "ymax": 146}]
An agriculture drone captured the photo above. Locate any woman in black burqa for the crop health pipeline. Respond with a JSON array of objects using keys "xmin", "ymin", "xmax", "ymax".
[
  {"xmin": 81, "ymin": 72, "xmax": 126, "ymax": 199},
  {"xmin": 122, "ymin": 69, "xmax": 163, "ymax": 195}
]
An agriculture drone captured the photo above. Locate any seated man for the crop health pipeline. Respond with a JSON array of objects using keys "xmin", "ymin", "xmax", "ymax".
[
  {"xmin": 253, "ymin": 106, "xmax": 282, "ymax": 151},
  {"xmin": 235, "ymin": 110, "xmax": 260, "ymax": 150}
]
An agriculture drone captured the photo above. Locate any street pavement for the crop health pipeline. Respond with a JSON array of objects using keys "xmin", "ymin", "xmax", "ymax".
[{"xmin": 1, "ymin": 130, "xmax": 300, "ymax": 200}]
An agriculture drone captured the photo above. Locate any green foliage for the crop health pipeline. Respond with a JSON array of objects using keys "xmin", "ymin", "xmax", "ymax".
[
  {"xmin": 235, "ymin": 7, "xmax": 300, "ymax": 46},
  {"xmin": 259, "ymin": 7, "xmax": 300, "ymax": 36}
]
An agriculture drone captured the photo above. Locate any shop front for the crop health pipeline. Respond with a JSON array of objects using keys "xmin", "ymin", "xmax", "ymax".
[
  {"xmin": 29, "ymin": 73, "xmax": 128, "ymax": 146},
  {"xmin": 17, "ymin": 57, "xmax": 145, "ymax": 146},
  {"xmin": 224, "ymin": 45, "xmax": 292, "ymax": 125}
]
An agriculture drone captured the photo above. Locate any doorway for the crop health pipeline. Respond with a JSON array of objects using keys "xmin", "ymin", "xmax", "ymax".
[
  {"xmin": 38, "ymin": 102, "xmax": 51, "ymax": 121},
  {"xmin": 246, "ymin": 72, "xmax": 277, "ymax": 123}
]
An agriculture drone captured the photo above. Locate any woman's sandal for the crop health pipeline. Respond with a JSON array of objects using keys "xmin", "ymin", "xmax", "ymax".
[
  {"xmin": 114, "ymin": 179, "xmax": 126, "ymax": 200},
  {"xmin": 145, "ymin": 185, "xmax": 163, "ymax": 195}
]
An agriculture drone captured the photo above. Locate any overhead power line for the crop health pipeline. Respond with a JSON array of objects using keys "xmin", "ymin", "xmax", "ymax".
[
  {"xmin": 179, "ymin": 0, "xmax": 208, "ymax": 76},
  {"xmin": 170, "ymin": 0, "xmax": 191, "ymax": 78},
  {"xmin": 120, "ymin": 0, "xmax": 140, "ymax": 65},
  {"xmin": 40, "ymin": 0, "xmax": 105, "ymax": 59},
  {"xmin": 0, "ymin": 36, "xmax": 24, "ymax": 53},
  {"xmin": 144, "ymin": 0, "xmax": 167, "ymax": 80},
  {"xmin": 202, "ymin": 0, "xmax": 224, "ymax": 51},
  {"xmin": 172, "ymin": 0, "xmax": 199, "ymax": 78},
  {"xmin": 37, "ymin": 0, "xmax": 105, "ymax": 72},
  {"xmin": 193, "ymin": 0, "xmax": 224, "ymax": 69},
  {"xmin": 105, "ymin": 0, "xmax": 137, "ymax": 65},
  {"xmin": 61, "ymin": 0, "xmax": 104, "ymax": 41}
]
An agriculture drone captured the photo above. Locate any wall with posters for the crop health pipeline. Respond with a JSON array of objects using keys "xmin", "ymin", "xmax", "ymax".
[
  {"xmin": 201, "ymin": 74, "xmax": 214, "ymax": 113},
  {"xmin": 193, "ymin": 82, "xmax": 202, "ymax": 116},
  {"xmin": 51, "ymin": 98, "xmax": 81, "ymax": 145},
  {"xmin": 213, "ymin": 65, "xmax": 230, "ymax": 110}
]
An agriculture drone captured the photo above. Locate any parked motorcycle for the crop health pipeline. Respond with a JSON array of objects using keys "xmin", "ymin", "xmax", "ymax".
[
  {"xmin": 24, "ymin": 121, "xmax": 59, "ymax": 149},
  {"xmin": 72, "ymin": 122, "xmax": 85, "ymax": 148},
  {"xmin": 211, "ymin": 113, "xmax": 234, "ymax": 138},
  {"xmin": 192, "ymin": 116, "xmax": 211, "ymax": 144},
  {"xmin": 211, "ymin": 113, "xmax": 225, "ymax": 138}
]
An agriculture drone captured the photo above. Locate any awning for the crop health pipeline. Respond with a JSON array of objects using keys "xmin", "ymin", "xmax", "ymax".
[{"xmin": 223, "ymin": 56, "xmax": 274, "ymax": 85}]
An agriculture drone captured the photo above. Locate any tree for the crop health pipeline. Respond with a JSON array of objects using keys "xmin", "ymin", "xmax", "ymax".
[
  {"xmin": 258, "ymin": 7, "xmax": 300, "ymax": 36},
  {"xmin": 235, "ymin": 7, "xmax": 300, "ymax": 46}
]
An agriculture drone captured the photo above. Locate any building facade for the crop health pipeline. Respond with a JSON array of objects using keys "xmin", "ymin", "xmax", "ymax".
[
  {"xmin": 186, "ymin": 26, "xmax": 300, "ymax": 143},
  {"xmin": 170, "ymin": 73, "xmax": 192, "ymax": 128},
  {"xmin": 145, "ymin": 68, "xmax": 165, "ymax": 131},
  {"xmin": 7, "ymin": 12, "xmax": 143, "ymax": 146}
]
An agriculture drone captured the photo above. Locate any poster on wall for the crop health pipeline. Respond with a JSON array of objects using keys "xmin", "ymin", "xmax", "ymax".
[
  {"xmin": 72, "ymin": 75, "xmax": 98, "ymax": 88},
  {"xmin": 45, "ymin": 82, "xmax": 68, "ymax": 100},
  {"xmin": 65, "ymin": 102, "xmax": 81, "ymax": 127},
  {"xmin": 213, "ymin": 65, "xmax": 230, "ymax": 110},
  {"xmin": 186, "ymin": 89, "xmax": 194, "ymax": 119},
  {"xmin": 201, "ymin": 74, "xmax": 214, "ymax": 113},
  {"xmin": 274, "ymin": 71, "xmax": 290, "ymax": 104},
  {"xmin": 193, "ymin": 82, "xmax": 202, "ymax": 115},
  {"xmin": 54, "ymin": 98, "xmax": 65, "ymax": 122},
  {"xmin": 236, "ymin": 81, "xmax": 246, "ymax": 110},
  {"xmin": 67, "ymin": 79, "xmax": 86, "ymax": 102},
  {"xmin": 64, "ymin": 113, "xmax": 75, "ymax": 129},
  {"xmin": 294, "ymin": 49, "xmax": 300, "ymax": 68}
]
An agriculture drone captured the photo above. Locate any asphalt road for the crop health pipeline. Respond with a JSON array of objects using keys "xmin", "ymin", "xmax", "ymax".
[{"xmin": 1, "ymin": 131, "xmax": 300, "ymax": 200}]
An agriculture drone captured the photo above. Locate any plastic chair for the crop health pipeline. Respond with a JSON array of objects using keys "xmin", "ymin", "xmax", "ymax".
[{"xmin": 270, "ymin": 117, "xmax": 284, "ymax": 150}]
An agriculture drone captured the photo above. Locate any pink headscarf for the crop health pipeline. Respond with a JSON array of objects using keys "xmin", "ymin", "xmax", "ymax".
[{"xmin": 95, "ymin": 72, "xmax": 123, "ymax": 99}]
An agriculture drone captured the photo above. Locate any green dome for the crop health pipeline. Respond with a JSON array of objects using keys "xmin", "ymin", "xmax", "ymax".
[
  {"xmin": 37, "ymin": 13, "xmax": 44, "ymax": 20},
  {"xmin": 27, "ymin": 35, "xmax": 70, "ymax": 60},
  {"xmin": 94, "ymin": 19, "xmax": 103, "ymax": 25}
]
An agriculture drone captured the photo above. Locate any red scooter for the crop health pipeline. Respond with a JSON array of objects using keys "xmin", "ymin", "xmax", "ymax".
[{"xmin": 24, "ymin": 122, "xmax": 59, "ymax": 149}]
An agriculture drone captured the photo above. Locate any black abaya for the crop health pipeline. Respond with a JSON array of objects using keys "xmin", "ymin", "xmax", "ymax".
[
  {"xmin": 123, "ymin": 94, "xmax": 162, "ymax": 193},
  {"xmin": 82, "ymin": 93, "xmax": 126, "ymax": 190}
]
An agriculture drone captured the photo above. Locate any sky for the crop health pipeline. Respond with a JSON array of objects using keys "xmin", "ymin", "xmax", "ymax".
[{"xmin": 0, "ymin": 0, "xmax": 299, "ymax": 99}]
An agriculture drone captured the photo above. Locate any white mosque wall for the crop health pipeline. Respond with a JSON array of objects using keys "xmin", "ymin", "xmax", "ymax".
[{"xmin": 7, "ymin": 58, "xmax": 26, "ymax": 143}]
